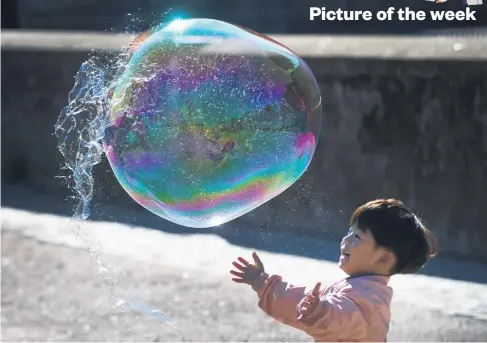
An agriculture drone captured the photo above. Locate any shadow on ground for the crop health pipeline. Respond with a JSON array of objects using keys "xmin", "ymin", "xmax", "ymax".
[{"xmin": 2, "ymin": 183, "xmax": 487, "ymax": 285}]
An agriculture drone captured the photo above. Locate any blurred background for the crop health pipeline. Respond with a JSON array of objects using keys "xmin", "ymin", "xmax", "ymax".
[{"xmin": 2, "ymin": 0, "xmax": 487, "ymax": 342}]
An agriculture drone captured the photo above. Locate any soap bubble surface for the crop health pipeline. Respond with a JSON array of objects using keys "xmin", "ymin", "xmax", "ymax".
[{"xmin": 104, "ymin": 18, "xmax": 322, "ymax": 228}]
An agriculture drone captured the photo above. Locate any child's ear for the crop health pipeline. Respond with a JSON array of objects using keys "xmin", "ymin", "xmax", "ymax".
[{"xmin": 379, "ymin": 250, "xmax": 395, "ymax": 265}]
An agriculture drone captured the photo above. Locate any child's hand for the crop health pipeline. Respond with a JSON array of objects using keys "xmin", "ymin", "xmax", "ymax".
[
  {"xmin": 230, "ymin": 252, "xmax": 265, "ymax": 285},
  {"xmin": 298, "ymin": 282, "xmax": 322, "ymax": 317}
]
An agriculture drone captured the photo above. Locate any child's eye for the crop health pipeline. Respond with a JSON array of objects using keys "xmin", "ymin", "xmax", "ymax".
[{"xmin": 354, "ymin": 234, "xmax": 361, "ymax": 239}]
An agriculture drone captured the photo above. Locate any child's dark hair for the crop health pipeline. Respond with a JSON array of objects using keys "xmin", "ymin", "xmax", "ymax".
[{"xmin": 350, "ymin": 198, "xmax": 438, "ymax": 275}]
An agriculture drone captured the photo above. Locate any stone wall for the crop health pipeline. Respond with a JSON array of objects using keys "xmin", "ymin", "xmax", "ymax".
[{"xmin": 1, "ymin": 32, "xmax": 486, "ymax": 262}]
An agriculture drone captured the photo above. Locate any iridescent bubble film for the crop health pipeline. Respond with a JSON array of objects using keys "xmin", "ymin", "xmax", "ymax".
[{"xmin": 103, "ymin": 18, "xmax": 322, "ymax": 228}]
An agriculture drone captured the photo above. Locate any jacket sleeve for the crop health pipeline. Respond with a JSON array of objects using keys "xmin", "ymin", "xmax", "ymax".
[
  {"xmin": 296, "ymin": 289, "xmax": 369, "ymax": 341},
  {"xmin": 252, "ymin": 272, "xmax": 309, "ymax": 326}
]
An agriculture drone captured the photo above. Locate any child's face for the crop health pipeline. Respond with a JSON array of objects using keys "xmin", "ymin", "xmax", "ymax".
[{"xmin": 339, "ymin": 226, "xmax": 386, "ymax": 276}]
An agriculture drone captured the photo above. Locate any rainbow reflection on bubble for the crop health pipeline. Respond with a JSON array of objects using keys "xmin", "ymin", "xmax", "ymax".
[{"xmin": 103, "ymin": 18, "xmax": 322, "ymax": 228}]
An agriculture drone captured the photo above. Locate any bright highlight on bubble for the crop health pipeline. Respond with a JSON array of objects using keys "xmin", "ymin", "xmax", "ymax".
[{"xmin": 104, "ymin": 18, "xmax": 322, "ymax": 228}]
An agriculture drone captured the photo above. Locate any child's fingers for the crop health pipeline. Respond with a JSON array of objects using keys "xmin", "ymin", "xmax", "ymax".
[
  {"xmin": 303, "ymin": 294, "xmax": 315, "ymax": 304},
  {"xmin": 300, "ymin": 302, "xmax": 317, "ymax": 316},
  {"xmin": 232, "ymin": 278, "xmax": 246, "ymax": 283},
  {"xmin": 252, "ymin": 252, "xmax": 264, "ymax": 269},
  {"xmin": 312, "ymin": 282, "xmax": 322, "ymax": 296},
  {"xmin": 232, "ymin": 261, "xmax": 246, "ymax": 271},
  {"xmin": 301, "ymin": 296, "xmax": 317, "ymax": 309},
  {"xmin": 237, "ymin": 257, "xmax": 250, "ymax": 266},
  {"xmin": 230, "ymin": 270, "xmax": 244, "ymax": 278},
  {"xmin": 307, "ymin": 294, "xmax": 318, "ymax": 303},
  {"xmin": 301, "ymin": 300, "xmax": 311, "ymax": 308}
]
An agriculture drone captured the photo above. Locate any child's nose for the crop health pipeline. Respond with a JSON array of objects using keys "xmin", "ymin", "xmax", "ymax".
[{"xmin": 342, "ymin": 235, "xmax": 351, "ymax": 244}]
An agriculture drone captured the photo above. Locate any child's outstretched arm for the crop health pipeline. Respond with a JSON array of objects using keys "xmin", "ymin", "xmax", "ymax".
[
  {"xmin": 252, "ymin": 270, "xmax": 309, "ymax": 325},
  {"xmin": 231, "ymin": 255, "xmax": 390, "ymax": 341},
  {"xmin": 231, "ymin": 252, "xmax": 309, "ymax": 325}
]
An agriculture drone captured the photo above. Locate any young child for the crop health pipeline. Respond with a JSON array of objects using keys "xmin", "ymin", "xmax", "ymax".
[{"xmin": 230, "ymin": 198, "xmax": 438, "ymax": 342}]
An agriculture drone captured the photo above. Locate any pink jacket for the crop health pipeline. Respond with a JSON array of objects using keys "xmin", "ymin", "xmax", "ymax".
[{"xmin": 252, "ymin": 273, "xmax": 393, "ymax": 342}]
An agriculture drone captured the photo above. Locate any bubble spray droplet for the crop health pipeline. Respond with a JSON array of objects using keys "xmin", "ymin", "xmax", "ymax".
[{"xmin": 54, "ymin": 47, "xmax": 189, "ymax": 343}]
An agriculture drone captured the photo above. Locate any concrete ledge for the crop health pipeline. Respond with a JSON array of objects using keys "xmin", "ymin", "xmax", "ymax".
[
  {"xmin": 2, "ymin": 30, "xmax": 487, "ymax": 59},
  {"xmin": 2, "ymin": 31, "xmax": 487, "ymax": 263}
]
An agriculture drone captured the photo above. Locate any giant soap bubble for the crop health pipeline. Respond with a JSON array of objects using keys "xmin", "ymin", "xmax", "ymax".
[{"xmin": 103, "ymin": 18, "xmax": 322, "ymax": 228}]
